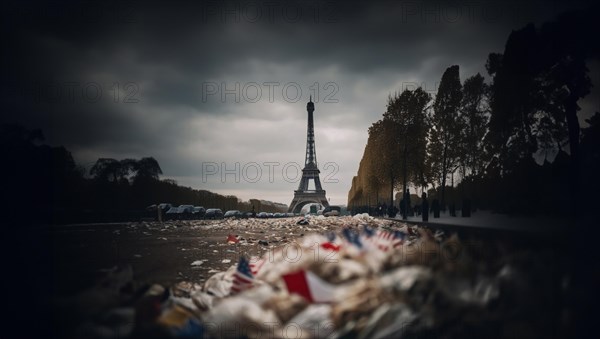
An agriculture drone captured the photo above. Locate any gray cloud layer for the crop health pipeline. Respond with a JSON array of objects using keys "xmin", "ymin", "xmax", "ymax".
[{"xmin": 2, "ymin": 0, "xmax": 598, "ymax": 204}]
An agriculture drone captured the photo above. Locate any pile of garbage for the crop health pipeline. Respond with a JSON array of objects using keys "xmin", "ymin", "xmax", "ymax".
[
  {"xmin": 125, "ymin": 213, "xmax": 391, "ymax": 233},
  {"xmin": 61, "ymin": 216, "xmax": 570, "ymax": 338}
]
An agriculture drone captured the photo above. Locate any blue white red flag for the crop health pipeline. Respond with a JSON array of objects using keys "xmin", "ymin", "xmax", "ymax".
[
  {"xmin": 362, "ymin": 227, "xmax": 406, "ymax": 252},
  {"xmin": 230, "ymin": 256, "xmax": 254, "ymax": 294},
  {"xmin": 342, "ymin": 228, "xmax": 363, "ymax": 249},
  {"xmin": 248, "ymin": 256, "xmax": 265, "ymax": 276}
]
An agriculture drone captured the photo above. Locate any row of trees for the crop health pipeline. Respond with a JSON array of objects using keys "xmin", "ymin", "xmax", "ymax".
[
  {"xmin": 85, "ymin": 158, "xmax": 286, "ymax": 214},
  {"xmin": 348, "ymin": 8, "xmax": 599, "ymax": 216},
  {"xmin": 0, "ymin": 124, "xmax": 286, "ymax": 225},
  {"xmin": 349, "ymin": 67, "xmax": 489, "ymax": 210}
]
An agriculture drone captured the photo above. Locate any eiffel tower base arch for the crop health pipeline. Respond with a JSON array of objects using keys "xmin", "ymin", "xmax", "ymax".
[{"xmin": 288, "ymin": 191, "xmax": 330, "ymax": 214}]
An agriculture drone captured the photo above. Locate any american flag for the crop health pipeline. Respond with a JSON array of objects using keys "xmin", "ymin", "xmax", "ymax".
[
  {"xmin": 230, "ymin": 256, "xmax": 254, "ymax": 294},
  {"xmin": 362, "ymin": 227, "xmax": 406, "ymax": 252},
  {"xmin": 326, "ymin": 231, "xmax": 336, "ymax": 242},
  {"xmin": 248, "ymin": 256, "xmax": 265, "ymax": 276},
  {"xmin": 342, "ymin": 228, "xmax": 363, "ymax": 249}
]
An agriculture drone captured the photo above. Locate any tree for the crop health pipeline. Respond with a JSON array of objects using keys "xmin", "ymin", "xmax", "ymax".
[
  {"xmin": 485, "ymin": 25, "xmax": 542, "ymax": 174},
  {"xmin": 429, "ymin": 65, "xmax": 464, "ymax": 208},
  {"xmin": 90, "ymin": 158, "xmax": 121, "ymax": 182},
  {"xmin": 132, "ymin": 157, "xmax": 163, "ymax": 182},
  {"xmin": 459, "ymin": 73, "xmax": 489, "ymax": 177},
  {"xmin": 368, "ymin": 119, "xmax": 402, "ymax": 206},
  {"xmin": 383, "ymin": 88, "xmax": 431, "ymax": 217},
  {"xmin": 485, "ymin": 10, "xmax": 597, "ymax": 215}
]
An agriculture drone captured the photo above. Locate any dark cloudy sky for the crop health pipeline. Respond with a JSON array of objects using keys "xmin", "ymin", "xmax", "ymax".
[{"xmin": 2, "ymin": 0, "xmax": 598, "ymax": 205}]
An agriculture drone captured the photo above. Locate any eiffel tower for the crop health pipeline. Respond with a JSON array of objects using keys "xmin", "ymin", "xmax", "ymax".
[{"xmin": 288, "ymin": 96, "xmax": 330, "ymax": 213}]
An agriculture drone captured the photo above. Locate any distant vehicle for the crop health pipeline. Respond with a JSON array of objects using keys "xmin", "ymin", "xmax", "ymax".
[
  {"xmin": 243, "ymin": 211, "xmax": 254, "ymax": 218},
  {"xmin": 146, "ymin": 203, "xmax": 172, "ymax": 213},
  {"xmin": 178, "ymin": 205, "xmax": 195, "ymax": 219},
  {"xmin": 158, "ymin": 203, "xmax": 173, "ymax": 211},
  {"xmin": 153, "ymin": 203, "xmax": 173, "ymax": 220},
  {"xmin": 323, "ymin": 206, "xmax": 341, "ymax": 217},
  {"xmin": 165, "ymin": 206, "xmax": 179, "ymax": 220},
  {"xmin": 267, "ymin": 213, "xmax": 274, "ymax": 218},
  {"xmin": 165, "ymin": 205, "xmax": 194, "ymax": 220},
  {"xmin": 224, "ymin": 210, "xmax": 242, "ymax": 218},
  {"xmin": 257, "ymin": 212, "xmax": 268, "ymax": 218},
  {"xmin": 205, "ymin": 208, "xmax": 224, "ymax": 219},
  {"xmin": 192, "ymin": 206, "xmax": 206, "ymax": 219}
]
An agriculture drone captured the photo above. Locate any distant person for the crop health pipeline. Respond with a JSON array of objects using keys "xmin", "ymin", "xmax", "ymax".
[
  {"xmin": 462, "ymin": 198, "xmax": 471, "ymax": 217},
  {"xmin": 404, "ymin": 189, "xmax": 411, "ymax": 219},
  {"xmin": 432, "ymin": 199, "xmax": 440, "ymax": 218},
  {"xmin": 449, "ymin": 202, "xmax": 456, "ymax": 217},
  {"xmin": 421, "ymin": 192, "xmax": 429, "ymax": 221}
]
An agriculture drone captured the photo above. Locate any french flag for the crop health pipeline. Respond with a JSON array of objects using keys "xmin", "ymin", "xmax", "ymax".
[
  {"xmin": 230, "ymin": 256, "xmax": 254, "ymax": 294},
  {"xmin": 282, "ymin": 270, "xmax": 335, "ymax": 303}
]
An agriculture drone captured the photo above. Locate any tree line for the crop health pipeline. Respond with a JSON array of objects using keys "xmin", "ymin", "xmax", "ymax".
[
  {"xmin": 0, "ymin": 123, "xmax": 285, "ymax": 225},
  {"xmin": 348, "ymin": 8, "xmax": 600, "ymax": 217}
]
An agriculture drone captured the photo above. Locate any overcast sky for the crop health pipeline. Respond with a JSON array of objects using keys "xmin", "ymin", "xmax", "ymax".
[{"xmin": 2, "ymin": 0, "xmax": 598, "ymax": 206}]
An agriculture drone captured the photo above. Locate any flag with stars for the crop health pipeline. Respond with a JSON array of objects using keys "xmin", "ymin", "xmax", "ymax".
[
  {"xmin": 249, "ymin": 256, "xmax": 265, "ymax": 276},
  {"xmin": 362, "ymin": 227, "xmax": 406, "ymax": 252},
  {"xmin": 342, "ymin": 228, "xmax": 363, "ymax": 249},
  {"xmin": 230, "ymin": 256, "xmax": 254, "ymax": 294}
]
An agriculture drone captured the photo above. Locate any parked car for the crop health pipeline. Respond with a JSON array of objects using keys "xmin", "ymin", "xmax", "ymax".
[
  {"xmin": 165, "ymin": 206, "xmax": 179, "ymax": 220},
  {"xmin": 156, "ymin": 203, "xmax": 173, "ymax": 220},
  {"xmin": 178, "ymin": 205, "xmax": 195, "ymax": 219},
  {"xmin": 166, "ymin": 205, "xmax": 194, "ymax": 220},
  {"xmin": 323, "ymin": 206, "xmax": 341, "ymax": 217},
  {"xmin": 192, "ymin": 206, "xmax": 206, "ymax": 219},
  {"xmin": 257, "ymin": 212, "xmax": 268, "ymax": 218},
  {"xmin": 243, "ymin": 211, "xmax": 254, "ymax": 218},
  {"xmin": 224, "ymin": 210, "xmax": 242, "ymax": 218},
  {"xmin": 204, "ymin": 208, "xmax": 224, "ymax": 219}
]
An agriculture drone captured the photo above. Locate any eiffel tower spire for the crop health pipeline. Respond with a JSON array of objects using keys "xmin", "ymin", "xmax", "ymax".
[
  {"xmin": 305, "ymin": 95, "xmax": 317, "ymax": 168},
  {"xmin": 288, "ymin": 98, "xmax": 329, "ymax": 213}
]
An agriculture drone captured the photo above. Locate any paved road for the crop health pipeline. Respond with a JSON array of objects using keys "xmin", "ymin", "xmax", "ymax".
[{"xmin": 386, "ymin": 210, "xmax": 571, "ymax": 234}]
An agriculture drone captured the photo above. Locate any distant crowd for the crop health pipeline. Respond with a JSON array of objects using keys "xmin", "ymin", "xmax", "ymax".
[{"xmin": 351, "ymin": 191, "xmax": 473, "ymax": 222}]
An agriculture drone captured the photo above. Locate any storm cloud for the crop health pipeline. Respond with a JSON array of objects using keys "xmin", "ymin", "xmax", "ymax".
[{"xmin": 2, "ymin": 0, "xmax": 598, "ymax": 204}]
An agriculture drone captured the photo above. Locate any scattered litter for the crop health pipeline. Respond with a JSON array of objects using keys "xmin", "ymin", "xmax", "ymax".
[
  {"xmin": 297, "ymin": 218, "xmax": 309, "ymax": 225},
  {"xmin": 226, "ymin": 234, "xmax": 239, "ymax": 244},
  {"xmin": 57, "ymin": 216, "xmax": 569, "ymax": 339}
]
